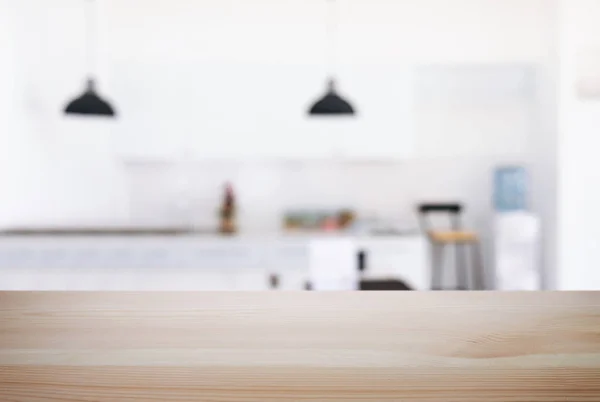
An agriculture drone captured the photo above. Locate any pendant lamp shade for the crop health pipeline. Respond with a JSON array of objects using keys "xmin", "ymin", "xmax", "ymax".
[
  {"xmin": 309, "ymin": 79, "xmax": 355, "ymax": 115},
  {"xmin": 65, "ymin": 78, "xmax": 116, "ymax": 117},
  {"xmin": 64, "ymin": 0, "xmax": 117, "ymax": 118},
  {"xmin": 307, "ymin": 0, "xmax": 356, "ymax": 117}
]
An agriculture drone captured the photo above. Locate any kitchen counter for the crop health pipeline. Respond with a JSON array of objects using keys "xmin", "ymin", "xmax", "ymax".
[
  {"xmin": 0, "ymin": 292, "xmax": 598, "ymax": 401},
  {"xmin": 0, "ymin": 232, "xmax": 429, "ymax": 291},
  {"xmin": 0, "ymin": 227, "xmax": 419, "ymax": 238},
  {"xmin": 0, "ymin": 227, "xmax": 198, "ymax": 236}
]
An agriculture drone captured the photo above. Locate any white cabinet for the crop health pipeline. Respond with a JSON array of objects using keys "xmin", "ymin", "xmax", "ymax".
[
  {"xmin": 102, "ymin": 0, "xmax": 415, "ymax": 161},
  {"xmin": 335, "ymin": 66, "xmax": 415, "ymax": 160},
  {"xmin": 255, "ymin": 64, "xmax": 415, "ymax": 161},
  {"xmin": 414, "ymin": 64, "xmax": 537, "ymax": 158},
  {"xmin": 357, "ymin": 237, "xmax": 429, "ymax": 290},
  {"xmin": 0, "ymin": 235, "xmax": 428, "ymax": 291},
  {"xmin": 113, "ymin": 63, "xmax": 415, "ymax": 161}
]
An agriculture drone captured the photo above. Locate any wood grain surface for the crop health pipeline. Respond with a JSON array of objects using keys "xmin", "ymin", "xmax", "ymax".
[{"xmin": 0, "ymin": 292, "xmax": 599, "ymax": 401}]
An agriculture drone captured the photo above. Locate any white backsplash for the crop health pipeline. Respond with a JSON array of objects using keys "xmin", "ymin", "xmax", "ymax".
[{"xmin": 124, "ymin": 155, "xmax": 529, "ymax": 235}]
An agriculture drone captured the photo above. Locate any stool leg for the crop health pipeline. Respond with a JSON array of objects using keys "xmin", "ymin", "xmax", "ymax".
[
  {"xmin": 471, "ymin": 241, "xmax": 485, "ymax": 290},
  {"xmin": 431, "ymin": 243, "xmax": 445, "ymax": 290},
  {"xmin": 456, "ymin": 243, "xmax": 469, "ymax": 291}
]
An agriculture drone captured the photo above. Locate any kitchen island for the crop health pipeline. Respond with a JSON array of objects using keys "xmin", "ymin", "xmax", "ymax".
[{"xmin": 0, "ymin": 230, "xmax": 429, "ymax": 291}]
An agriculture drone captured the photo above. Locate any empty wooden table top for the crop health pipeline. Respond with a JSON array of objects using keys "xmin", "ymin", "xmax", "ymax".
[{"xmin": 0, "ymin": 292, "xmax": 599, "ymax": 401}]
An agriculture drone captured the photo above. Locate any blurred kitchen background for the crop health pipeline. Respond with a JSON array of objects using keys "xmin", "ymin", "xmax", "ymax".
[{"xmin": 0, "ymin": 0, "xmax": 597, "ymax": 291}]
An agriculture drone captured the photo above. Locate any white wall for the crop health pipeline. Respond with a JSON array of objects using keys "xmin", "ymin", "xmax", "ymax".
[
  {"xmin": 2, "ymin": 0, "xmax": 131, "ymax": 226},
  {"xmin": 530, "ymin": 2, "xmax": 560, "ymax": 290},
  {"xmin": 2, "ymin": 0, "xmax": 558, "ymax": 284},
  {"xmin": 557, "ymin": 0, "xmax": 600, "ymax": 290}
]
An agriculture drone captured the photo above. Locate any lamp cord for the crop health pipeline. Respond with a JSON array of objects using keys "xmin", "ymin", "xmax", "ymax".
[
  {"xmin": 326, "ymin": 0, "xmax": 338, "ymax": 80},
  {"xmin": 85, "ymin": 0, "xmax": 97, "ymax": 80}
]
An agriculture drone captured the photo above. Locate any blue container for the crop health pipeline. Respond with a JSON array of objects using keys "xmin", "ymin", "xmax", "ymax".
[{"xmin": 494, "ymin": 166, "xmax": 528, "ymax": 212}]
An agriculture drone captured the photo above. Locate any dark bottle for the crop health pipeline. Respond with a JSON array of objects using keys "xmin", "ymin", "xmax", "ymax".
[{"xmin": 219, "ymin": 182, "xmax": 237, "ymax": 235}]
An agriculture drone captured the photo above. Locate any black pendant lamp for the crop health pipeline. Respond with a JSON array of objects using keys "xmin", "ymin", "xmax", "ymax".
[
  {"xmin": 309, "ymin": 78, "xmax": 355, "ymax": 115},
  {"xmin": 308, "ymin": 0, "xmax": 356, "ymax": 116},
  {"xmin": 64, "ymin": 0, "xmax": 117, "ymax": 117}
]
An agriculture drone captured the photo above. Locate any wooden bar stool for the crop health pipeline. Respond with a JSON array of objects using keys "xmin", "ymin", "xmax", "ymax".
[{"xmin": 418, "ymin": 203, "xmax": 485, "ymax": 290}]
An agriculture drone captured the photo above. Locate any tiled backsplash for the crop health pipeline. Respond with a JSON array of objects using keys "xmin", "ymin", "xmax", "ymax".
[{"xmin": 124, "ymin": 155, "xmax": 528, "ymax": 234}]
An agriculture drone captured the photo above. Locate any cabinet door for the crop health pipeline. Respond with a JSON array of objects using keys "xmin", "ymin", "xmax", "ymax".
[
  {"xmin": 190, "ymin": 64, "xmax": 339, "ymax": 160},
  {"xmin": 105, "ymin": 0, "xmax": 417, "ymax": 160},
  {"xmin": 358, "ymin": 238, "xmax": 429, "ymax": 290},
  {"xmin": 240, "ymin": 64, "xmax": 416, "ymax": 160},
  {"xmin": 228, "ymin": 268, "xmax": 270, "ymax": 291},
  {"xmin": 336, "ymin": 66, "xmax": 415, "ymax": 160},
  {"xmin": 106, "ymin": 0, "xmax": 326, "ymax": 160}
]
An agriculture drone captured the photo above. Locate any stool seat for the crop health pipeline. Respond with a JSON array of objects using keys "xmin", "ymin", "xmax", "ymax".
[
  {"xmin": 429, "ymin": 230, "xmax": 479, "ymax": 244},
  {"xmin": 418, "ymin": 203, "xmax": 486, "ymax": 290}
]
